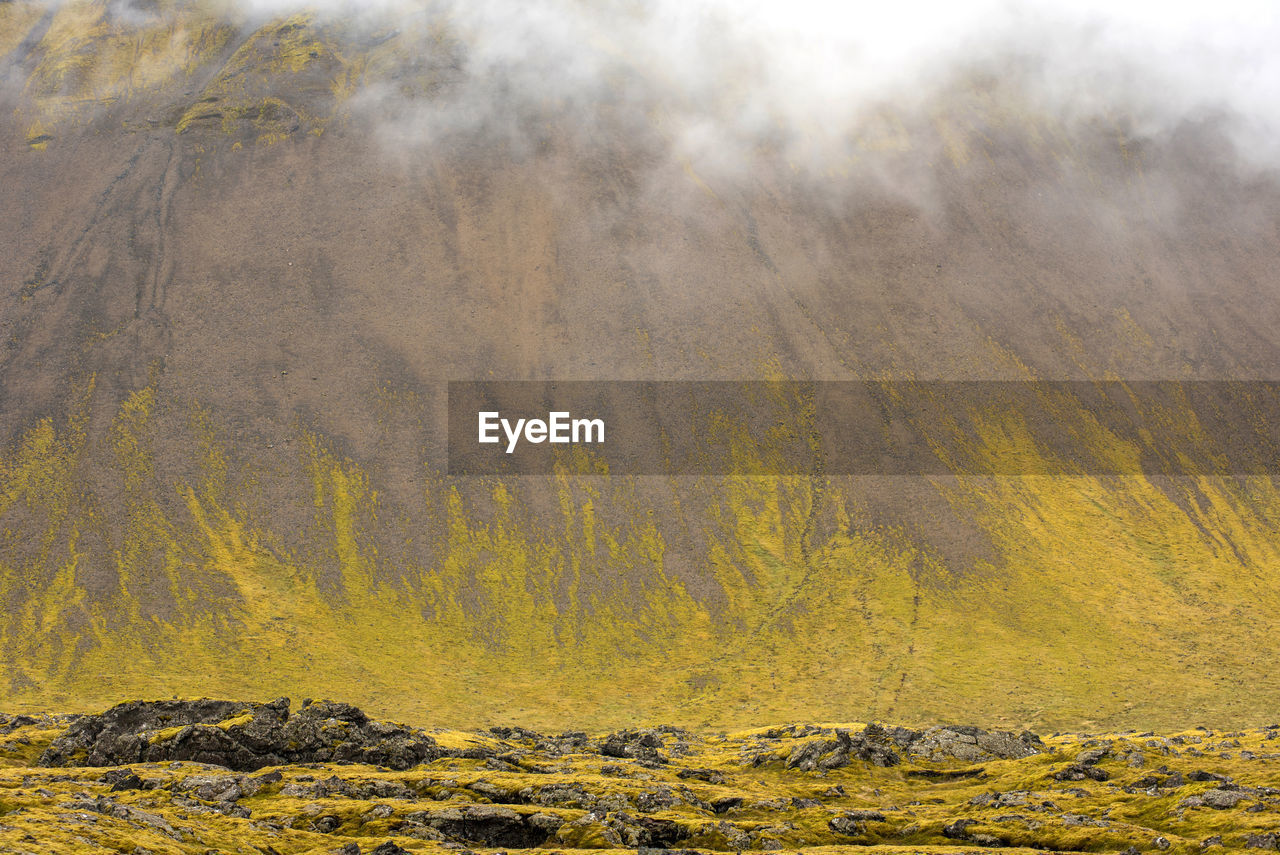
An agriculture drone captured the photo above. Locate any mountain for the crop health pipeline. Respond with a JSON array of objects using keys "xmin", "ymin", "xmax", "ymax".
[{"xmin": 3, "ymin": 0, "xmax": 1280, "ymax": 731}]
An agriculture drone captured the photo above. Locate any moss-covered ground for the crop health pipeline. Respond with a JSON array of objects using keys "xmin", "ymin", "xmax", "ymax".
[{"xmin": 1, "ymin": 714, "xmax": 1277, "ymax": 854}]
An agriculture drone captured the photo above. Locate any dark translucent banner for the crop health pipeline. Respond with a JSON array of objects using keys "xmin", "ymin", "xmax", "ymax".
[{"xmin": 447, "ymin": 381, "xmax": 1280, "ymax": 475}]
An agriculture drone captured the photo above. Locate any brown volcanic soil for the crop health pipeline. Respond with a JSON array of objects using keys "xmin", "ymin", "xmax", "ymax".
[
  {"xmin": 6, "ymin": 51, "xmax": 1279, "ymax": 551},
  {"xmin": 5, "ymin": 19, "xmax": 1280, "ymax": 432}
]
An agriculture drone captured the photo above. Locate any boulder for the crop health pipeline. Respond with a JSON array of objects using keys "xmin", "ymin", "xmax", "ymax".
[
  {"xmin": 907, "ymin": 725, "xmax": 1045, "ymax": 762},
  {"xmin": 785, "ymin": 724, "xmax": 901, "ymax": 771},
  {"xmin": 600, "ymin": 728, "xmax": 670, "ymax": 765}
]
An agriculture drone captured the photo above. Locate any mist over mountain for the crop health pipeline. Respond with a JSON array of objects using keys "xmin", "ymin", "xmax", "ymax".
[{"xmin": 2, "ymin": 0, "xmax": 1280, "ymax": 731}]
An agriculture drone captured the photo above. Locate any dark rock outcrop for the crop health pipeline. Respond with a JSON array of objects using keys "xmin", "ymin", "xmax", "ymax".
[
  {"xmin": 1245, "ymin": 832, "xmax": 1280, "ymax": 850},
  {"xmin": 99, "ymin": 769, "xmax": 146, "ymax": 791},
  {"xmin": 606, "ymin": 813, "xmax": 689, "ymax": 848},
  {"xmin": 676, "ymin": 767, "xmax": 725, "ymax": 784},
  {"xmin": 0, "ymin": 713, "xmax": 38, "ymax": 736},
  {"xmin": 1075, "ymin": 745, "xmax": 1111, "ymax": 765},
  {"xmin": 405, "ymin": 805, "xmax": 554, "ymax": 847},
  {"xmin": 969, "ymin": 790, "xmax": 1028, "ymax": 807},
  {"xmin": 38, "ymin": 698, "xmax": 439, "ymax": 771},
  {"xmin": 1053, "ymin": 763, "xmax": 1110, "ymax": 782},
  {"xmin": 785, "ymin": 724, "xmax": 902, "ymax": 770},
  {"xmin": 783, "ymin": 722, "xmax": 1043, "ymax": 772},
  {"xmin": 829, "ymin": 808, "xmax": 888, "ymax": 836},
  {"xmin": 370, "ymin": 843, "xmax": 411, "ymax": 855},
  {"xmin": 943, "ymin": 817, "xmax": 979, "ymax": 839},
  {"xmin": 1198, "ymin": 787, "xmax": 1254, "ymax": 809},
  {"xmin": 600, "ymin": 729, "xmax": 670, "ymax": 765},
  {"xmin": 1, "ymin": 711, "xmax": 78, "ymax": 736}
]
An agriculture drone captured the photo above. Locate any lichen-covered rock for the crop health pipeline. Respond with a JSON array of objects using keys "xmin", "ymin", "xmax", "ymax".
[
  {"xmin": 785, "ymin": 724, "xmax": 901, "ymax": 770},
  {"xmin": 943, "ymin": 817, "xmax": 978, "ymax": 839},
  {"xmin": 38, "ymin": 698, "xmax": 439, "ymax": 771},
  {"xmin": 676, "ymin": 766, "xmax": 725, "ymax": 784},
  {"xmin": 0, "ymin": 713, "xmax": 38, "ymax": 736},
  {"xmin": 829, "ymin": 808, "xmax": 887, "ymax": 835},
  {"xmin": 521, "ymin": 781, "xmax": 596, "ymax": 808},
  {"xmin": 782, "ymin": 722, "xmax": 1043, "ymax": 771},
  {"xmin": 969, "ymin": 789, "xmax": 1029, "ymax": 807},
  {"xmin": 369, "ymin": 843, "xmax": 411, "ymax": 855},
  {"xmin": 1053, "ymin": 762, "xmax": 1110, "ymax": 781},
  {"xmin": 1076, "ymin": 745, "xmax": 1111, "ymax": 765},
  {"xmin": 600, "ymin": 728, "xmax": 670, "ymax": 765},
  {"xmin": 99, "ymin": 768, "xmax": 146, "ymax": 791},
  {"xmin": 634, "ymin": 785, "xmax": 681, "ymax": 812},
  {"xmin": 604, "ymin": 812, "xmax": 689, "ymax": 848},
  {"xmin": 409, "ymin": 804, "xmax": 554, "ymax": 847},
  {"xmin": 827, "ymin": 815, "xmax": 865, "ymax": 836},
  {"xmin": 1200, "ymin": 787, "xmax": 1253, "ymax": 809},
  {"xmin": 906, "ymin": 725, "xmax": 1045, "ymax": 762}
]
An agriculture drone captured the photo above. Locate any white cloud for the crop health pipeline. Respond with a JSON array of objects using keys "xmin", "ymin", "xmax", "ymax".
[{"xmin": 37, "ymin": 0, "xmax": 1280, "ymax": 170}]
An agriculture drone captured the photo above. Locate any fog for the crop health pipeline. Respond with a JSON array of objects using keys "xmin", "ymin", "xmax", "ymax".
[
  {"xmin": 8, "ymin": 0, "xmax": 1277, "ymax": 181},
  {"xmin": 178, "ymin": 0, "xmax": 1280, "ymax": 173}
]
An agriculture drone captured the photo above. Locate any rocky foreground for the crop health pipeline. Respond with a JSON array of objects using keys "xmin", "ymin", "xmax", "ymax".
[{"xmin": 0, "ymin": 701, "xmax": 1278, "ymax": 854}]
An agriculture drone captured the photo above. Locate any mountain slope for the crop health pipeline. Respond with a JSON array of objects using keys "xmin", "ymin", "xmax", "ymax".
[{"xmin": 3, "ymin": 0, "xmax": 1280, "ymax": 730}]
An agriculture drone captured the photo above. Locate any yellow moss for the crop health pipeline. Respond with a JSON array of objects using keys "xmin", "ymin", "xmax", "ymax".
[
  {"xmin": 215, "ymin": 712, "xmax": 254, "ymax": 731},
  {"xmin": 6, "ymin": 370, "xmax": 1280, "ymax": 731},
  {"xmin": 147, "ymin": 725, "xmax": 185, "ymax": 743},
  {"xmin": 11, "ymin": 721, "xmax": 1269, "ymax": 852},
  {"xmin": 16, "ymin": 2, "xmax": 233, "ymax": 137}
]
